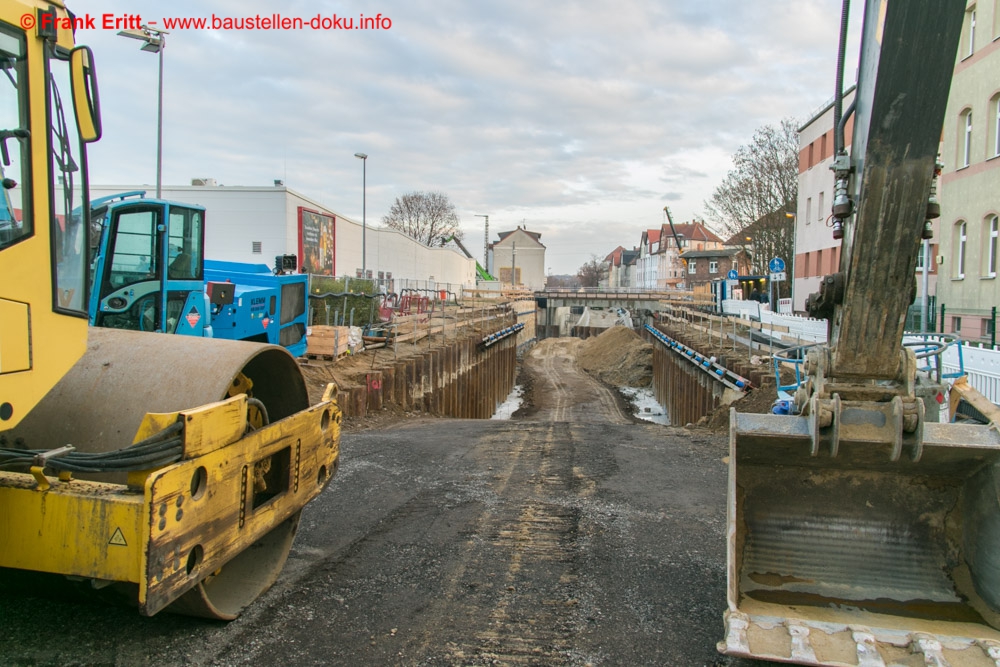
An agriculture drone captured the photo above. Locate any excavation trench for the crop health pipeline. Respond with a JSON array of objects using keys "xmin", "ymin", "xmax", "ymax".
[
  {"xmin": 644, "ymin": 323, "xmax": 775, "ymax": 427},
  {"xmin": 302, "ymin": 313, "xmax": 772, "ymax": 428}
]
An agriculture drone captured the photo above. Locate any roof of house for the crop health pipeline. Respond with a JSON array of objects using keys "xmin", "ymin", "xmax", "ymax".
[
  {"xmin": 604, "ymin": 246, "xmax": 626, "ymax": 264},
  {"xmin": 641, "ymin": 228, "xmax": 662, "ymax": 246},
  {"xmin": 679, "ymin": 248, "xmax": 741, "ymax": 259},
  {"xmin": 494, "ymin": 227, "xmax": 544, "ymax": 247},
  {"xmin": 722, "ymin": 209, "xmax": 794, "ymax": 245},
  {"xmin": 669, "ymin": 221, "xmax": 724, "ymax": 244}
]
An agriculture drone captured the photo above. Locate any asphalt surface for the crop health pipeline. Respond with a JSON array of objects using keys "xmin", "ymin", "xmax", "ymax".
[{"xmin": 1, "ymin": 340, "xmax": 773, "ymax": 666}]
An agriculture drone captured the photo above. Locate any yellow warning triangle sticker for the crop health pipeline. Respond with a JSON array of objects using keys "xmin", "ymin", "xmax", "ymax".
[{"xmin": 109, "ymin": 527, "xmax": 128, "ymax": 547}]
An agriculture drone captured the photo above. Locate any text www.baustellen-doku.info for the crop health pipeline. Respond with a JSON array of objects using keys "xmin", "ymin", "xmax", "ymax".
[{"xmin": 21, "ymin": 12, "xmax": 393, "ymax": 32}]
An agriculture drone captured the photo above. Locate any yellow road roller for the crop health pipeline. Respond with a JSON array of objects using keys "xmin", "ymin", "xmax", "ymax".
[{"xmin": 0, "ymin": 0, "xmax": 340, "ymax": 619}]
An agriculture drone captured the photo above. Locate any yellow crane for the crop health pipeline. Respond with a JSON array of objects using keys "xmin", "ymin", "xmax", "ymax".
[{"xmin": 0, "ymin": 0, "xmax": 340, "ymax": 619}]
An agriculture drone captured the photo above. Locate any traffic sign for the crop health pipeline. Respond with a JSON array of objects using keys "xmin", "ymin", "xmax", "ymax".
[
  {"xmin": 770, "ymin": 271, "xmax": 787, "ymax": 282},
  {"xmin": 726, "ymin": 269, "xmax": 738, "ymax": 280},
  {"xmin": 768, "ymin": 257, "xmax": 785, "ymax": 273}
]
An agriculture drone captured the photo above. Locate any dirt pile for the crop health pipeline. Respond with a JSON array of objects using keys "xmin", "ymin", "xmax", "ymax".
[{"xmin": 577, "ymin": 326, "xmax": 653, "ymax": 388}]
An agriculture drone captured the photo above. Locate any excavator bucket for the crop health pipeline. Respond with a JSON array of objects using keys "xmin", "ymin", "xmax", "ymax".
[{"xmin": 722, "ymin": 410, "xmax": 1000, "ymax": 666}]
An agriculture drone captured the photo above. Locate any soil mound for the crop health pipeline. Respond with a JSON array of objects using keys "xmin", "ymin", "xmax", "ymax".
[{"xmin": 577, "ymin": 326, "xmax": 653, "ymax": 388}]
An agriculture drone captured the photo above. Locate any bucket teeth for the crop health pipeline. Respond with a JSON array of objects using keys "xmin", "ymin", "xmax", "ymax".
[
  {"xmin": 911, "ymin": 634, "xmax": 950, "ymax": 667},
  {"xmin": 980, "ymin": 640, "xmax": 1000, "ymax": 666},
  {"xmin": 719, "ymin": 610, "xmax": 750, "ymax": 655},
  {"xmin": 851, "ymin": 630, "xmax": 886, "ymax": 667},
  {"xmin": 788, "ymin": 623, "xmax": 818, "ymax": 663}
]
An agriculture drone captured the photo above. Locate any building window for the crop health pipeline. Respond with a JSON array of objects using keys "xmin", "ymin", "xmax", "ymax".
[
  {"xmin": 252, "ymin": 241, "xmax": 262, "ymax": 254},
  {"xmin": 993, "ymin": 94, "xmax": 1000, "ymax": 158},
  {"xmin": 817, "ymin": 192, "xmax": 825, "ymax": 223},
  {"xmin": 989, "ymin": 215, "xmax": 999, "ymax": 277},
  {"xmin": 953, "ymin": 316, "xmax": 963, "ymax": 334},
  {"xmin": 965, "ymin": 8, "xmax": 977, "ymax": 58},
  {"xmin": 956, "ymin": 220, "xmax": 968, "ymax": 278},
  {"xmin": 688, "ymin": 260, "xmax": 696, "ymax": 274},
  {"xmin": 983, "ymin": 318, "xmax": 995, "ymax": 339},
  {"xmin": 916, "ymin": 242, "xmax": 926, "ymax": 271},
  {"xmin": 806, "ymin": 197, "xmax": 812, "ymax": 225},
  {"xmin": 709, "ymin": 260, "xmax": 719, "ymax": 274},
  {"xmin": 961, "ymin": 109, "xmax": 973, "ymax": 168}
]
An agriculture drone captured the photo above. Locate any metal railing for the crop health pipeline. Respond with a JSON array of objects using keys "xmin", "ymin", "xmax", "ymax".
[
  {"xmin": 770, "ymin": 333, "xmax": 965, "ymax": 402},
  {"xmin": 941, "ymin": 340, "xmax": 1000, "ymax": 403}
]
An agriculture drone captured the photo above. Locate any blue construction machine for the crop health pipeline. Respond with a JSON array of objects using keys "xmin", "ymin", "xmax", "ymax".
[{"xmin": 87, "ymin": 192, "xmax": 308, "ymax": 356}]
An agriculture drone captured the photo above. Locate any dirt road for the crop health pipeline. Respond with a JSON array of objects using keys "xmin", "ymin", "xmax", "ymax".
[
  {"xmin": 519, "ymin": 338, "xmax": 632, "ymax": 424},
  {"xmin": 1, "ymin": 339, "xmax": 770, "ymax": 666}
]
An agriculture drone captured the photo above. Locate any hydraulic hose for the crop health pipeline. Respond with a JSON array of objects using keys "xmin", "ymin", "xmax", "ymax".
[{"xmin": 834, "ymin": 0, "xmax": 851, "ymax": 154}]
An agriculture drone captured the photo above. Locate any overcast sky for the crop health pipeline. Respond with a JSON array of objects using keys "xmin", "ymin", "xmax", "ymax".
[{"xmin": 79, "ymin": 0, "xmax": 862, "ymax": 274}]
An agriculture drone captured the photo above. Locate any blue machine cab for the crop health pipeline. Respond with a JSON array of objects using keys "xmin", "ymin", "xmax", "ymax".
[{"xmin": 87, "ymin": 192, "xmax": 308, "ymax": 356}]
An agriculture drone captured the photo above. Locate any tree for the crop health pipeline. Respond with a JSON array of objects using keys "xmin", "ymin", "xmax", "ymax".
[
  {"xmin": 704, "ymin": 118, "xmax": 798, "ymax": 296},
  {"xmin": 381, "ymin": 191, "xmax": 463, "ymax": 246},
  {"xmin": 577, "ymin": 255, "xmax": 607, "ymax": 288}
]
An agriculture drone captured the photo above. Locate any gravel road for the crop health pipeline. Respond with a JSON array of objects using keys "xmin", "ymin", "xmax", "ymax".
[{"xmin": 1, "ymin": 339, "xmax": 772, "ymax": 666}]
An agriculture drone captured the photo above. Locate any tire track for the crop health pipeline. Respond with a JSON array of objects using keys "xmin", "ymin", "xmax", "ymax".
[
  {"xmin": 526, "ymin": 339, "xmax": 630, "ymax": 424},
  {"xmin": 446, "ymin": 422, "xmax": 583, "ymax": 664}
]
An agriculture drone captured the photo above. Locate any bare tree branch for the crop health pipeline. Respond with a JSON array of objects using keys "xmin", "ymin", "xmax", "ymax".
[
  {"xmin": 381, "ymin": 191, "xmax": 463, "ymax": 246},
  {"xmin": 704, "ymin": 118, "xmax": 798, "ymax": 297},
  {"xmin": 577, "ymin": 255, "xmax": 607, "ymax": 288}
]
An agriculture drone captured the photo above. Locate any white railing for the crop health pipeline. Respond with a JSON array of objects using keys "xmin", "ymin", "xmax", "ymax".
[
  {"xmin": 721, "ymin": 300, "xmax": 828, "ymax": 342},
  {"xmin": 942, "ymin": 342, "xmax": 1000, "ymax": 404},
  {"xmin": 720, "ymin": 300, "xmax": 1000, "ymax": 404}
]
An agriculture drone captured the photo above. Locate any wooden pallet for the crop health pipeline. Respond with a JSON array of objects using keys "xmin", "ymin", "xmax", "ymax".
[
  {"xmin": 299, "ymin": 350, "xmax": 351, "ymax": 366},
  {"xmin": 307, "ymin": 325, "xmax": 353, "ymax": 358}
]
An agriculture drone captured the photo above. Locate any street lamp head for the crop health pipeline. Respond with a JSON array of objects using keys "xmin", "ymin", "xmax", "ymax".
[
  {"xmin": 354, "ymin": 152, "xmax": 368, "ymax": 160},
  {"xmin": 117, "ymin": 24, "xmax": 167, "ymax": 199},
  {"xmin": 117, "ymin": 28, "xmax": 151, "ymax": 40},
  {"xmin": 117, "ymin": 26, "xmax": 166, "ymax": 52}
]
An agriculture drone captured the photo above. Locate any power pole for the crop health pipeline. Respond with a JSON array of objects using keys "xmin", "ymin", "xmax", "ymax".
[
  {"xmin": 512, "ymin": 241, "xmax": 517, "ymax": 286},
  {"xmin": 475, "ymin": 214, "xmax": 489, "ymax": 270}
]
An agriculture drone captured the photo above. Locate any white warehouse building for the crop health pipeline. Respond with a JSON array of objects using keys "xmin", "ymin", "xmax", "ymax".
[{"xmin": 89, "ymin": 182, "xmax": 477, "ymax": 290}]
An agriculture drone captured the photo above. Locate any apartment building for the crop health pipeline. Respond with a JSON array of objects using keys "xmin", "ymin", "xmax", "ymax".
[{"xmin": 935, "ymin": 0, "xmax": 1000, "ymax": 341}]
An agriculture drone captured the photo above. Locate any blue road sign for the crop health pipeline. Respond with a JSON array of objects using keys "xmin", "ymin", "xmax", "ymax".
[
  {"xmin": 768, "ymin": 257, "xmax": 785, "ymax": 273},
  {"xmin": 727, "ymin": 269, "xmax": 738, "ymax": 280}
]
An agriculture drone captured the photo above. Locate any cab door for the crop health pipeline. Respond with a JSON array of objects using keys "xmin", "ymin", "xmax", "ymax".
[
  {"xmin": 164, "ymin": 204, "xmax": 205, "ymax": 335},
  {"xmin": 93, "ymin": 203, "xmax": 164, "ymax": 331}
]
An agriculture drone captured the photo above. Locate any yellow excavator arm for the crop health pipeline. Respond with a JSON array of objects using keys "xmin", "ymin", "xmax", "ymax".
[{"xmin": 722, "ymin": 1, "xmax": 1000, "ymax": 664}]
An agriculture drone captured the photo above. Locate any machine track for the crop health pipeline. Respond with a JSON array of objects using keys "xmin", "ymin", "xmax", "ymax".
[
  {"xmin": 526, "ymin": 338, "xmax": 631, "ymax": 424},
  {"xmin": 443, "ymin": 422, "xmax": 583, "ymax": 664}
]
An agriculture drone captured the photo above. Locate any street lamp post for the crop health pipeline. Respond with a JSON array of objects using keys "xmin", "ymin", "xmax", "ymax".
[
  {"xmin": 354, "ymin": 153, "xmax": 368, "ymax": 278},
  {"xmin": 117, "ymin": 26, "xmax": 167, "ymax": 198},
  {"xmin": 921, "ymin": 239, "xmax": 930, "ymax": 333},
  {"xmin": 784, "ymin": 211, "xmax": 796, "ymax": 308}
]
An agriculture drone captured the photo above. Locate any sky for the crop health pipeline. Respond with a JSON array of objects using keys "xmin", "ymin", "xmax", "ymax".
[{"xmin": 77, "ymin": 0, "xmax": 863, "ymax": 275}]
